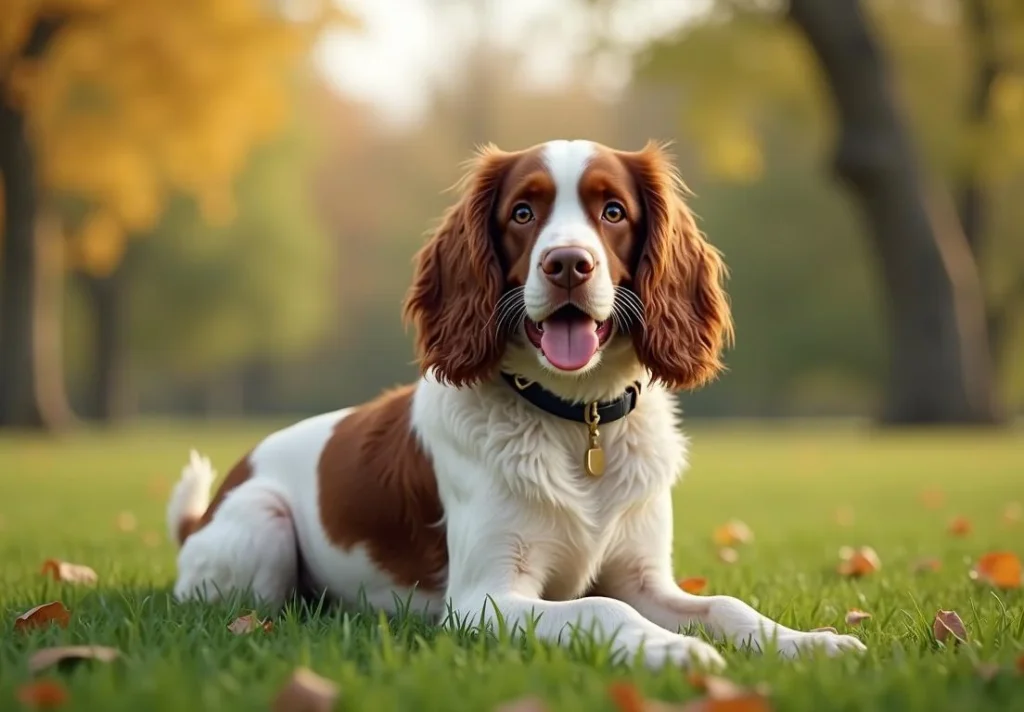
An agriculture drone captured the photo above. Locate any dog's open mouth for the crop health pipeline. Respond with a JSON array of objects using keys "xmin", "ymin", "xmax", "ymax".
[{"xmin": 524, "ymin": 305, "xmax": 613, "ymax": 372}]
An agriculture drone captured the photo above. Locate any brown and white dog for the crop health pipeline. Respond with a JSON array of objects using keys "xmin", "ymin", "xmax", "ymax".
[{"xmin": 167, "ymin": 140, "xmax": 865, "ymax": 669}]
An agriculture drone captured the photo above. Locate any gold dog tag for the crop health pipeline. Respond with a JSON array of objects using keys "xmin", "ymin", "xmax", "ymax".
[{"xmin": 584, "ymin": 402, "xmax": 604, "ymax": 477}]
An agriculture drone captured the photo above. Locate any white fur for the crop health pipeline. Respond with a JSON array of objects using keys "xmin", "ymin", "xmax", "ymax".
[
  {"xmin": 169, "ymin": 139, "xmax": 866, "ymax": 669},
  {"xmin": 165, "ymin": 450, "xmax": 216, "ymax": 543}
]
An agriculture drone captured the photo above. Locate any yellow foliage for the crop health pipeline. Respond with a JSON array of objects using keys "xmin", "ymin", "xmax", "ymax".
[{"xmin": 0, "ymin": 0, "xmax": 357, "ymax": 271}]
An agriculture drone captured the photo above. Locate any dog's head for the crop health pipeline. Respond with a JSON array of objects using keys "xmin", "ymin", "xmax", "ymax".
[{"xmin": 403, "ymin": 139, "xmax": 733, "ymax": 401}]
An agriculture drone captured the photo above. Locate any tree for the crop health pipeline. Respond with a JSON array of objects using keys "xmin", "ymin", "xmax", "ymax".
[
  {"xmin": 0, "ymin": 0, "xmax": 353, "ymax": 429},
  {"xmin": 602, "ymin": 0, "xmax": 1024, "ymax": 423}
]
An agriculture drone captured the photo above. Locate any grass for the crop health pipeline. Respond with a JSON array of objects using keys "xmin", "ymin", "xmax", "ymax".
[{"xmin": 0, "ymin": 419, "xmax": 1022, "ymax": 711}]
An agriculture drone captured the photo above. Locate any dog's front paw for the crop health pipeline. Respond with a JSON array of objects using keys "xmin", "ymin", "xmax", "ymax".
[
  {"xmin": 775, "ymin": 629, "xmax": 866, "ymax": 658},
  {"xmin": 625, "ymin": 631, "xmax": 726, "ymax": 670}
]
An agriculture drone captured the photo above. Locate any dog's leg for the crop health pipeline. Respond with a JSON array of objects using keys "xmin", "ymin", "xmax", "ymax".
[
  {"xmin": 597, "ymin": 493, "xmax": 866, "ymax": 658},
  {"xmin": 442, "ymin": 511, "xmax": 724, "ymax": 670},
  {"xmin": 173, "ymin": 479, "xmax": 297, "ymax": 609}
]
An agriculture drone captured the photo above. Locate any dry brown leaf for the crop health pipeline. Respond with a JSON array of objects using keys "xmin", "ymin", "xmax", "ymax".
[
  {"xmin": 40, "ymin": 560, "xmax": 98, "ymax": 585},
  {"xmin": 920, "ymin": 489, "xmax": 945, "ymax": 509},
  {"xmin": 811, "ymin": 626, "xmax": 838, "ymax": 634},
  {"xmin": 28, "ymin": 646, "xmax": 121, "ymax": 674},
  {"xmin": 15, "ymin": 602, "xmax": 71, "ymax": 632},
  {"xmin": 271, "ymin": 667, "xmax": 339, "ymax": 712},
  {"xmin": 607, "ymin": 682, "xmax": 645, "ymax": 712},
  {"xmin": 493, "ymin": 696, "xmax": 549, "ymax": 712},
  {"xmin": 116, "ymin": 511, "xmax": 137, "ymax": 532},
  {"xmin": 970, "ymin": 551, "xmax": 1022, "ymax": 589},
  {"xmin": 227, "ymin": 613, "xmax": 274, "ymax": 635},
  {"xmin": 975, "ymin": 662, "xmax": 1001, "ymax": 682},
  {"xmin": 834, "ymin": 506, "xmax": 855, "ymax": 527},
  {"xmin": 911, "ymin": 558, "xmax": 942, "ymax": 574},
  {"xmin": 679, "ymin": 577, "xmax": 708, "ymax": 595},
  {"xmin": 713, "ymin": 520, "xmax": 754, "ymax": 547},
  {"xmin": 683, "ymin": 675, "xmax": 773, "ymax": 712},
  {"xmin": 948, "ymin": 516, "xmax": 972, "ymax": 536},
  {"xmin": 16, "ymin": 680, "xmax": 68, "ymax": 708},
  {"xmin": 837, "ymin": 546, "xmax": 881, "ymax": 577},
  {"xmin": 933, "ymin": 610, "xmax": 968, "ymax": 645},
  {"xmin": 844, "ymin": 609, "xmax": 872, "ymax": 626},
  {"xmin": 718, "ymin": 548, "xmax": 739, "ymax": 564}
]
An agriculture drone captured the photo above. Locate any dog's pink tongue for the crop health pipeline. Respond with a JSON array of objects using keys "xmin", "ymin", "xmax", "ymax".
[{"xmin": 540, "ymin": 315, "xmax": 599, "ymax": 371}]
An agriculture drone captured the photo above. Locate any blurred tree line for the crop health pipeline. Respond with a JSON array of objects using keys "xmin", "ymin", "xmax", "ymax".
[{"xmin": 1, "ymin": 0, "xmax": 1021, "ymax": 431}]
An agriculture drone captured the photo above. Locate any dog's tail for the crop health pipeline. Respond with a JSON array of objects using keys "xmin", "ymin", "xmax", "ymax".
[{"xmin": 166, "ymin": 449, "xmax": 216, "ymax": 547}]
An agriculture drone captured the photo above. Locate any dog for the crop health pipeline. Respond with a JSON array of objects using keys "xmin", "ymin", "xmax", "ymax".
[{"xmin": 167, "ymin": 139, "xmax": 866, "ymax": 668}]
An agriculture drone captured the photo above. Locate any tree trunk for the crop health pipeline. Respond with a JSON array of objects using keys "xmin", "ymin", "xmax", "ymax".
[
  {"xmin": 788, "ymin": 0, "xmax": 1001, "ymax": 425},
  {"xmin": 80, "ymin": 263, "xmax": 134, "ymax": 423},
  {"xmin": 0, "ymin": 100, "xmax": 75, "ymax": 431}
]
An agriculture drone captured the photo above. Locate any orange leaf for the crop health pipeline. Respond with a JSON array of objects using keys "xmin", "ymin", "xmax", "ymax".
[
  {"xmin": 837, "ymin": 546, "xmax": 880, "ymax": 577},
  {"xmin": 911, "ymin": 558, "xmax": 942, "ymax": 574},
  {"xmin": 933, "ymin": 610, "xmax": 968, "ymax": 645},
  {"xmin": 271, "ymin": 668, "xmax": 339, "ymax": 712},
  {"xmin": 679, "ymin": 577, "xmax": 708, "ymax": 595},
  {"xmin": 683, "ymin": 675, "xmax": 773, "ymax": 712},
  {"xmin": 718, "ymin": 548, "xmax": 739, "ymax": 564},
  {"xmin": 948, "ymin": 516, "xmax": 972, "ymax": 536},
  {"xmin": 608, "ymin": 682, "xmax": 646, "ymax": 712},
  {"xmin": 712, "ymin": 520, "xmax": 753, "ymax": 547},
  {"xmin": 970, "ymin": 552, "xmax": 1022, "ymax": 589},
  {"xmin": 844, "ymin": 609, "xmax": 872, "ymax": 626},
  {"xmin": 493, "ymin": 696, "xmax": 549, "ymax": 712},
  {"xmin": 40, "ymin": 560, "xmax": 98, "ymax": 585},
  {"xmin": 227, "ymin": 613, "xmax": 274, "ymax": 635},
  {"xmin": 28, "ymin": 646, "xmax": 121, "ymax": 674},
  {"xmin": 16, "ymin": 680, "xmax": 68, "ymax": 708},
  {"xmin": 15, "ymin": 602, "xmax": 71, "ymax": 632}
]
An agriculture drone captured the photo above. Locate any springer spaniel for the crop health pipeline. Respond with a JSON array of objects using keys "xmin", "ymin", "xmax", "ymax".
[{"xmin": 168, "ymin": 140, "xmax": 865, "ymax": 668}]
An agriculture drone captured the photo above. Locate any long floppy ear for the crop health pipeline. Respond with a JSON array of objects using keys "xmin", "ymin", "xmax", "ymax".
[
  {"xmin": 623, "ymin": 141, "xmax": 734, "ymax": 390},
  {"xmin": 402, "ymin": 145, "xmax": 514, "ymax": 387}
]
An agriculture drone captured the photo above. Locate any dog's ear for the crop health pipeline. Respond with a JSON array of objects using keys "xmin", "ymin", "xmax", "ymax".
[
  {"xmin": 402, "ymin": 145, "xmax": 518, "ymax": 386},
  {"xmin": 620, "ymin": 141, "xmax": 733, "ymax": 390}
]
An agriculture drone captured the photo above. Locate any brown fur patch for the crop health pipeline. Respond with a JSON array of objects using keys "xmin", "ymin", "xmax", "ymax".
[
  {"xmin": 176, "ymin": 455, "xmax": 253, "ymax": 545},
  {"xmin": 317, "ymin": 385, "xmax": 447, "ymax": 591}
]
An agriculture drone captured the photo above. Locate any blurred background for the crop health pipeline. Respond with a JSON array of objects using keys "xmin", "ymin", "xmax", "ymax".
[{"xmin": 1, "ymin": 0, "xmax": 1022, "ymax": 432}]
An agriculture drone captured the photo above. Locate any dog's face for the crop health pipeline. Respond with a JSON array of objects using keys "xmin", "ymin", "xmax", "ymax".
[{"xmin": 403, "ymin": 139, "xmax": 732, "ymax": 400}]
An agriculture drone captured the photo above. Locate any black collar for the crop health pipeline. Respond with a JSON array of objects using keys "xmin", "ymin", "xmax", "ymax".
[{"xmin": 500, "ymin": 372, "xmax": 642, "ymax": 424}]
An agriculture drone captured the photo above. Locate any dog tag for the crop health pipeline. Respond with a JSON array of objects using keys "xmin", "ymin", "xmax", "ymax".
[{"xmin": 584, "ymin": 445, "xmax": 605, "ymax": 477}]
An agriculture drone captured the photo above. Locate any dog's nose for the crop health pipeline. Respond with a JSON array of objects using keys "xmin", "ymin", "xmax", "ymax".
[{"xmin": 541, "ymin": 247, "xmax": 596, "ymax": 290}]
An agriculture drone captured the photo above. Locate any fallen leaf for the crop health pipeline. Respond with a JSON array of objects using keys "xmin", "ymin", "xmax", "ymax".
[
  {"xmin": 834, "ymin": 506, "xmax": 855, "ymax": 527},
  {"xmin": 975, "ymin": 662, "xmax": 1001, "ymax": 682},
  {"xmin": 40, "ymin": 560, "xmax": 98, "ymax": 585},
  {"xmin": 227, "ymin": 613, "xmax": 274, "ymax": 635},
  {"xmin": 607, "ymin": 682, "xmax": 645, "ymax": 712},
  {"xmin": 678, "ymin": 577, "xmax": 708, "ymax": 595},
  {"xmin": 713, "ymin": 520, "xmax": 754, "ymax": 547},
  {"xmin": 718, "ymin": 548, "xmax": 739, "ymax": 564},
  {"xmin": 683, "ymin": 674, "xmax": 774, "ymax": 711},
  {"xmin": 811, "ymin": 626, "xmax": 838, "ymax": 634},
  {"xmin": 837, "ymin": 546, "xmax": 881, "ymax": 577},
  {"xmin": 948, "ymin": 516, "xmax": 972, "ymax": 536},
  {"xmin": 970, "ymin": 551, "xmax": 1022, "ymax": 589},
  {"xmin": 116, "ymin": 511, "xmax": 137, "ymax": 532},
  {"xmin": 920, "ymin": 489, "xmax": 945, "ymax": 509},
  {"xmin": 493, "ymin": 696, "xmax": 549, "ymax": 712},
  {"xmin": 933, "ymin": 610, "xmax": 968, "ymax": 645},
  {"xmin": 911, "ymin": 558, "xmax": 942, "ymax": 574},
  {"xmin": 16, "ymin": 680, "xmax": 68, "ymax": 708},
  {"xmin": 15, "ymin": 602, "xmax": 71, "ymax": 632},
  {"xmin": 845, "ymin": 609, "xmax": 872, "ymax": 626},
  {"xmin": 1005, "ymin": 502, "xmax": 1022, "ymax": 525},
  {"xmin": 28, "ymin": 646, "xmax": 121, "ymax": 674},
  {"xmin": 271, "ymin": 667, "xmax": 339, "ymax": 712}
]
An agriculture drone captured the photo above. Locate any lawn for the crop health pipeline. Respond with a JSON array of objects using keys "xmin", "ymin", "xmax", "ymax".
[{"xmin": 0, "ymin": 420, "xmax": 1021, "ymax": 711}]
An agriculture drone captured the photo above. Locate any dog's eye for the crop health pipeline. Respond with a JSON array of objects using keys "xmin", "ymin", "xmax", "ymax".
[
  {"xmin": 511, "ymin": 203, "xmax": 534, "ymax": 224},
  {"xmin": 602, "ymin": 201, "xmax": 626, "ymax": 223}
]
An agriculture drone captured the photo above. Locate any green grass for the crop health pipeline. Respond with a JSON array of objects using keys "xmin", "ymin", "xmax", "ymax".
[{"xmin": 1, "ymin": 420, "xmax": 1022, "ymax": 711}]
